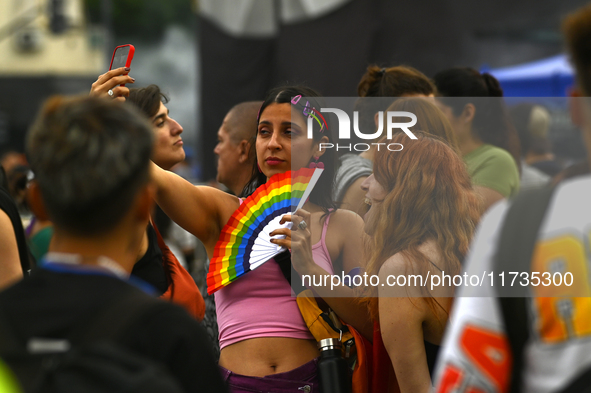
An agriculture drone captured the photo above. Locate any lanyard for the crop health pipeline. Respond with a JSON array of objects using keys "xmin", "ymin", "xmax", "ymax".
[
  {"xmin": 41, "ymin": 252, "xmax": 157, "ymax": 295},
  {"xmin": 44, "ymin": 252, "xmax": 129, "ymax": 279}
]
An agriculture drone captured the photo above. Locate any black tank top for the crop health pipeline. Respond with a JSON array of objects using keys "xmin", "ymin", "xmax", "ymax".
[
  {"xmin": 131, "ymin": 224, "xmax": 168, "ymax": 295},
  {"xmin": 0, "ymin": 187, "xmax": 31, "ymax": 273},
  {"xmin": 425, "ymin": 340, "xmax": 441, "ymax": 378}
]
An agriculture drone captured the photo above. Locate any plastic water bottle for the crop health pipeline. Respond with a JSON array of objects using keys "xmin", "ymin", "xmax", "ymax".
[{"xmin": 317, "ymin": 338, "xmax": 351, "ymax": 393}]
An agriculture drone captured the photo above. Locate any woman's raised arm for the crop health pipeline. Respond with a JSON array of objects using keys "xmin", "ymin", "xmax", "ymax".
[{"xmin": 151, "ymin": 162, "xmax": 240, "ymax": 254}]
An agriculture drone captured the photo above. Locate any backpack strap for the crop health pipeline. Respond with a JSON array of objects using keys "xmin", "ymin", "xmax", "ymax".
[
  {"xmin": 557, "ymin": 367, "xmax": 591, "ymax": 393},
  {"xmin": 494, "ymin": 186, "xmax": 556, "ymax": 393}
]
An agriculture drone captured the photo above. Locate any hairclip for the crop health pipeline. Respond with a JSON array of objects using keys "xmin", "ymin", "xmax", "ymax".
[
  {"xmin": 289, "ymin": 96, "xmax": 328, "ymax": 133},
  {"xmin": 302, "ymin": 101, "xmax": 312, "ymax": 117},
  {"xmin": 302, "ymin": 101, "xmax": 326, "ymax": 133}
]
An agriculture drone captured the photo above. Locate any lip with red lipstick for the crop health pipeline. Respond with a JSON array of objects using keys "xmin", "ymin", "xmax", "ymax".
[{"xmin": 265, "ymin": 157, "xmax": 284, "ymax": 166}]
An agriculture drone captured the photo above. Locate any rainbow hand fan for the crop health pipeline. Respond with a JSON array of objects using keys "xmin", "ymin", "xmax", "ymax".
[{"xmin": 206, "ymin": 167, "xmax": 323, "ymax": 294}]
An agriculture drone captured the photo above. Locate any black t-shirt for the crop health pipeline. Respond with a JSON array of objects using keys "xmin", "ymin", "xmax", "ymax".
[
  {"xmin": 131, "ymin": 224, "xmax": 168, "ymax": 295},
  {"xmin": 0, "ymin": 187, "xmax": 30, "ymax": 273},
  {"xmin": 0, "ymin": 267, "xmax": 227, "ymax": 393}
]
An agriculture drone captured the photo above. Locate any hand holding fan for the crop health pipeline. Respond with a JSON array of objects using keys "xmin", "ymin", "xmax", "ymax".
[{"xmin": 206, "ymin": 167, "xmax": 323, "ymax": 294}]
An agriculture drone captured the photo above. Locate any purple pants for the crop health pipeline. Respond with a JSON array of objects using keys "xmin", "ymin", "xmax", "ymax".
[{"xmin": 219, "ymin": 358, "xmax": 320, "ymax": 393}]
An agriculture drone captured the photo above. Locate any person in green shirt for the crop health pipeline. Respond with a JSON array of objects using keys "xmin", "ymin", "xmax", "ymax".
[
  {"xmin": 463, "ymin": 144, "xmax": 520, "ymax": 198},
  {"xmin": 433, "ymin": 67, "xmax": 521, "ymax": 211},
  {"xmin": 27, "ymin": 217, "xmax": 53, "ymax": 263}
]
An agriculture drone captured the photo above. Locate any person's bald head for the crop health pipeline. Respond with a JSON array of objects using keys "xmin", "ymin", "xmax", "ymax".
[
  {"xmin": 214, "ymin": 101, "xmax": 262, "ymax": 195},
  {"xmin": 224, "ymin": 101, "xmax": 261, "ymax": 144}
]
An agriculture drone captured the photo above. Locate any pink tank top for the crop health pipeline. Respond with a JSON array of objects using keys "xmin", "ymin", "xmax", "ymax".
[{"xmin": 215, "ymin": 212, "xmax": 334, "ymax": 349}]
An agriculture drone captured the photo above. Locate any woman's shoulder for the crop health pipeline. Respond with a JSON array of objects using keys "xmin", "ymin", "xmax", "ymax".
[
  {"xmin": 328, "ymin": 208, "xmax": 364, "ymax": 226},
  {"xmin": 325, "ymin": 209, "xmax": 365, "ymax": 240},
  {"xmin": 378, "ymin": 252, "xmax": 408, "ymax": 277},
  {"xmin": 379, "ymin": 240, "xmax": 442, "ymax": 276},
  {"xmin": 378, "ymin": 241, "xmax": 445, "ymax": 298}
]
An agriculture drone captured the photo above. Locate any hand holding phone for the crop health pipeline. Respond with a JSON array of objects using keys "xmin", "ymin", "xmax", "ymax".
[{"xmin": 89, "ymin": 44, "xmax": 135, "ymax": 101}]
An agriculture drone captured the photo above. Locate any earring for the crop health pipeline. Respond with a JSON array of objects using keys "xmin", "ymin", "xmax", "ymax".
[{"xmin": 308, "ymin": 157, "xmax": 324, "ymax": 169}]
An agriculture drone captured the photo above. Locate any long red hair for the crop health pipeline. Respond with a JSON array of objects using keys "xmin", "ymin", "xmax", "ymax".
[{"xmin": 363, "ymin": 132, "xmax": 482, "ymax": 319}]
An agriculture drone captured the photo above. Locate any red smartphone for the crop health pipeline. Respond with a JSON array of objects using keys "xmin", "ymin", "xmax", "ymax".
[{"xmin": 109, "ymin": 44, "xmax": 135, "ymax": 71}]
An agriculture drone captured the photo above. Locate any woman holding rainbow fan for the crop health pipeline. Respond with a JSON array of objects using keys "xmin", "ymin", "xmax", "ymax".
[{"xmin": 151, "ymin": 85, "xmax": 369, "ymax": 392}]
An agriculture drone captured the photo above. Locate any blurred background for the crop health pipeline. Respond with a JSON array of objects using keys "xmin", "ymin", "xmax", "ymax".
[{"xmin": 0, "ymin": 0, "xmax": 589, "ymax": 182}]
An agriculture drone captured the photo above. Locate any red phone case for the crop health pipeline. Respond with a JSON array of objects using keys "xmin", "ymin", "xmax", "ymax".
[{"xmin": 109, "ymin": 44, "xmax": 135, "ymax": 70}]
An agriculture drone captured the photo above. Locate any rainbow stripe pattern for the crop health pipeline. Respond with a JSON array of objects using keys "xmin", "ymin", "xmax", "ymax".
[{"xmin": 206, "ymin": 167, "xmax": 323, "ymax": 294}]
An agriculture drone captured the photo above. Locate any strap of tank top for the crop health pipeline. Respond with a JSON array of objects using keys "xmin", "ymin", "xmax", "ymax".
[
  {"xmin": 427, "ymin": 258, "xmax": 443, "ymax": 273},
  {"xmin": 320, "ymin": 209, "xmax": 334, "ymax": 244}
]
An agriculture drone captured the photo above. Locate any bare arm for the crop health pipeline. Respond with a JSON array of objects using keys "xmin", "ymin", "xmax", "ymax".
[
  {"xmin": 339, "ymin": 177, "xmax": 369, "ymax": 217},
  {"xmin": 151, "ymin": 163, "xmax": 240, "ymax": 255},
  {"xmin": 379, "ymin": 254, "xmax": 432, "ymax": 393},
  {"xmin": 0, "ymin": 210, "xmax": 23, "ymax": 289}
]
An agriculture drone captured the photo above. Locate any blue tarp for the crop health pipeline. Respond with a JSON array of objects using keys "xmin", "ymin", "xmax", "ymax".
[{"xmin": 486, "ymin": 55, "xmax": 574, "ymax": 97}]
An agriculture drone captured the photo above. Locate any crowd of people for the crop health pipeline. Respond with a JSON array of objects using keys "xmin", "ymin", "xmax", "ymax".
[{"xmin": 1, "ymin": 3, "xmax": 591, "ymax": 393}]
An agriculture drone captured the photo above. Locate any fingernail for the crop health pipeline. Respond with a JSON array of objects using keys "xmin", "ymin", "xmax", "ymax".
[
  {"xmin": 125, "ymin": 67, "xmax": 130, "ymax": 71},
  {"xmin": 131, "ymin": 78, "xmax": 135, "ymax": 82}
]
